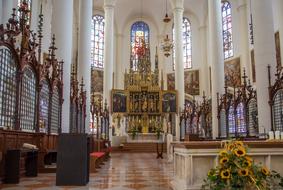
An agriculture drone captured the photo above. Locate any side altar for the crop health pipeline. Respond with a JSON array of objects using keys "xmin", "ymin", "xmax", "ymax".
[{"xmin": 111, "ymin": 44, "xmax": 177, "ymax": 138}]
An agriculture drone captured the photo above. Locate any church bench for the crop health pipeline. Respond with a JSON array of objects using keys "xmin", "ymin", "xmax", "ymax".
[{"xmin": 89, "ymin": 152, "xmax": 105, "ymax": 173}]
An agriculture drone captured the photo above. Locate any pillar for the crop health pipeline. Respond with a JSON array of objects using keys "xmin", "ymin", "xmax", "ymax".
[
  {"xmin": 277, "ymin": 0, "xmax": 283, "ymax": 66},
  {"xmin": 30, "ymin": 0, "xmax": 39, "ymax": 32},
  {"xmin": 0, "ymin": 0, "xmax": 3, "ymax": 24},
  {"xmin": 208, "ymin": 0, "xmax": 225, "ymax": 138},
  {"xmin": 199, "ymin": 25, "xmax": 209, "ymax": 95},
  {"xmin": 252, "ymin": 0, "xmax": 276, "ymax": 132},
  {"xmin": 51, "ymin": 0, "xmax": 73, "ymax": 133},
  {"xmin": 2, "ymin": 0, "xmax": 17, "ymax": 24},
  {"xmin": 77, "ymin": 0, "xmax": 92, "ymax": 133},
  {"xmin": 103, "ymin": 0, "xmax": 116, "ymax": 140},
  {"xmin": 115, "ymin": 33, "xmax": 124, "ymax": 89},
  {"xmin": 238, "ymin": 0, "xmax": 252, "ymax": 79},
  {"xmin": 170, "ymin": 0, "xmax": 184, "ymax": 141}
]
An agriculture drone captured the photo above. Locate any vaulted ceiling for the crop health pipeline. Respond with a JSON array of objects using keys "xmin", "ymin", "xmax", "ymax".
[{"xmin": 93, "ymin": 0, "xmax": 208, "ymax": 34}]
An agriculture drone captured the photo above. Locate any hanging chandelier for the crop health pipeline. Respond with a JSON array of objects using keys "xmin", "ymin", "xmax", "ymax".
[
  {"xmin": 161, "ymin": 35, "xmax": 173, "ymax": 57},
  {"xmin": 161, "ymin": 0, "xmax": 173, "ymax": 57}
]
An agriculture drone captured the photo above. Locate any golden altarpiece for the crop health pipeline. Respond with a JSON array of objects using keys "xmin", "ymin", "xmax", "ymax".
[{"xmin": 111, "ymin": 44, "xmax": 177, "ymax": 136}]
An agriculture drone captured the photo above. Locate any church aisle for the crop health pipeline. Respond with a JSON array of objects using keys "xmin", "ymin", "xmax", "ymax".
[{"xmin": 0, "ymin": 153, "xmax": 173, "ymax": 190}]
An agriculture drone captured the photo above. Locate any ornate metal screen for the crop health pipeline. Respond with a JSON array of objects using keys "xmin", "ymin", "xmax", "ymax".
[
  {"xmin": 0, "ymin": 47, "xmax": 17, "ymax": 129},
  {"xmin": 220, "ymin": 109, "xmax": 227, "ymax": 137},
  {"xmin": 50, "ymin": 88, "xmax": 60, "ymax": 134},
  {"xmin": 39, "ymin": 80, "xmax": 50, "ymax": 133},
  {"xmin": 20, "ymin": 67, "xmax": 36, "ymax": 131},
  {"xmin": 273, "ymin": 89, "xmax": 283, "ymax": 131},
  {"xmin": 247, "ymin": 98, "xmax": 258, "ymax": 136},
  {"xmin": 228, "ymin": 105, "xmax": 236, "ymax": 135},
  {"xmin": 236, "ymin": 102, "xmax": 246, "ymax": 135}
]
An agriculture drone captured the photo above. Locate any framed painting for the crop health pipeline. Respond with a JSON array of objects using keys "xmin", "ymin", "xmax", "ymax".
[
  {"xmin": 91, "ymin": 69, "xmax": 104, "ymax": 93},
  {"xmin": 224, "ymin": 57, "xmax": 241, "ymax": 87},
  {"xmin": 167, "ymin": 73, "xmax": 175, "ymax": 90},
  {"xmin": 184, "ymin": 70, "xmax": 200, "ymax": 95},
  {"xmin": 161, "ymin": 91, "xmax": 177, "ymax": 113},
  {"xmin": 275, "ymin": 31, "xmax": 281, "ymax": 67},
  {"xmin": 111, "ymin": 90, "xmax": 127, "ymax": 113}
]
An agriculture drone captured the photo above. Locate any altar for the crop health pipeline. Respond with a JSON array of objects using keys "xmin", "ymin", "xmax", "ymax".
[
  {"xmin": 170, "ymin": 141, "xmax": 283, "ymax": 190},
  {"xmin": 111, "ymin": 41, "xmax": 177, "ymax": 137},
  {"xmin": 126, "ymin": 133, "xmax": 164, "ymax": 143}
]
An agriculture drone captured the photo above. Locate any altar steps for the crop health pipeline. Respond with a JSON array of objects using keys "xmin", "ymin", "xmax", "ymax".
[{"xmin": 115, "ymin": 142, "xmax": 167, "ymax": 153}]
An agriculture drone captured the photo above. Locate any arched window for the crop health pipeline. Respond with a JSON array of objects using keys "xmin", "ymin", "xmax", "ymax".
[
  {"xmin": 222, "ymin": 1, "xmax": 234, "ymax": 59},
  {"xmin": 39, "ymin": 80, "xmax": 50, "ymax": 133},
  {"xmin": 91, "ymin": 15, "xmax": 105, "ymax": 69},
  {"xmin": 130, "ymin": 21, "xmax": 150, "ymax": 71},
  {"xmin": 236, "ymin": 102, "xmax": 246, "ymax": 134},
  {"xmin": 172, "ymin": 17, "xmax": 192, "ymax": 70}
]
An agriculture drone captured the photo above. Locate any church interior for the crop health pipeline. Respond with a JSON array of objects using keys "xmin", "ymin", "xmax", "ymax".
[{"xmin": 1, "ymin": 0, "xmax": 283, "ymax": 189}]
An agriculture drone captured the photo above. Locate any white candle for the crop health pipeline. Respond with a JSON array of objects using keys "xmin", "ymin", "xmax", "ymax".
[
  {"xmin": 275, "ymin": 131, "xmax": 281, "ymax": 140},
  {"xmin": 269, "ymin": 131, "xmax": 274, "ymax": 140}
]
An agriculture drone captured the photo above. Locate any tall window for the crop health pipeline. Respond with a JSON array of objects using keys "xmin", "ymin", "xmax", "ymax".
[
  {"xmin": 18, "ymin": 0, "xmax": 32, "ymax": 24},
  {"xmin": 130, "ymin": 21, "xmax": 150, "ymax": 71},
  {"xmin": 222, "ymin": 1, "xmax": 234, "ymax": 59},
  {"xmin": 172, "ymin": 17, "xmax": 192, "ymax": 70},
  {"xmin": 91, "ymin": 15, "xmax": 105, "ymax": 69}
]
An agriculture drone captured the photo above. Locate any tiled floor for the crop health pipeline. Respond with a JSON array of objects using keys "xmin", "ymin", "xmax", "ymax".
[{"xmin": 0, "ymin": 153, "xmax": 173, "ymax": 190}]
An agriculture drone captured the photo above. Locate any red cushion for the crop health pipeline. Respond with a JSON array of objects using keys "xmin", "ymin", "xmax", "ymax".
[{"xmin": 90, "ymin": 152, "xmax": 105, "ymax": 158}]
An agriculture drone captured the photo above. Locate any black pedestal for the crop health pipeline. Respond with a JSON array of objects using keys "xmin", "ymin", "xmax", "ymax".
[{"xmin": 56, "ymin": 134, "xmax": 89, "ymax": 186}]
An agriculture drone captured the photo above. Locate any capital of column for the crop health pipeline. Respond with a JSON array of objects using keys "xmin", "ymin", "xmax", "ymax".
[
  {"xmin": 170, "ymin": 0, "xmax": 184, "ymax": 11},
  {"xmin": 104, "ymin": 0, "xmax": 116, "ymax": 9}
]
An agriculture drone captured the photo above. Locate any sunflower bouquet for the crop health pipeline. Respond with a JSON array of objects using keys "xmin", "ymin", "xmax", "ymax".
[{"xmin": 202, "ymin": 140, "xmax": 283, "ymax": 190}]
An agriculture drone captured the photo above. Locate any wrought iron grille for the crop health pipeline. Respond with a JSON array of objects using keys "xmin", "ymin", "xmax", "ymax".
[
  {"xmin": 220, "ymin": 109, "xmax": 227, "ymax": 137},
  {"xmin": 0, "ymin": 47, "xmax": 17, "ymax": 129},
  {"xmin": 247, "ymin": 98, "xmax": 258, "ymax": 136},
  {"xmin": 20, "ymin": 67, "xmax": 36, "ymax": 131},
  {"xmin": 39, "ymin": 80, "xmax": 50, "ymax": 133},
  {"xmin": 50, "ymin": 88, "xmax": 60, "ymax": 134},
  {"xmin": 273, "ymin": 89, "xmax": 283, "ymax": 131},
  {"xmin": 236, "ymin": 102, "xmax": 246, "ymax": 134}
]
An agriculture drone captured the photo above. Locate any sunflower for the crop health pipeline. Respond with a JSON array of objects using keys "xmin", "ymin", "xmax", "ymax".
[
  {"xmin": 219, "ymin": 150, "xmax": 228, "ymax": 157},
  {"xmin": 220, "ymin": 157, "xmax": 229, "ymax": 165},
  {"xmin": 228, "ymin": 144, "xmax": 234, "ymax": 151},
  {"xmin": 261, "ymin": 167, "xmax": 270, "ymax": 176},
  {"xmin": 221, "ymin": 169, "xmax": 231, "ymax": 179},
  {"xmin": 243, "ymin": 160, "xmax": 252, "ymax": 168},
  {"xmin": 208, "ymin": 169, "xmax": 214, "ymax": 176},
  {"xmin": 234, "ymin": 147, "xmax": 246, "ymax": 157},
  {"xmin": 238, "ymin": 168, "xmax": 249, "ymax": 176},
  {"xmin": 235, "ymin": 141, "xmax": 244, "ymax": 147},
  {"xmin": 245, "ymin": 156, "xmax": 253, "ymax": 162}
]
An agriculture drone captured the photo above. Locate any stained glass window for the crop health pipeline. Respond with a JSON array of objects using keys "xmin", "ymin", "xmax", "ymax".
[
  {"xmin": 39, "ymin": 80, "xmax": 50, "ymax": 133},
  {"xmin": 130, "ymin": 21, "xmax": 150, "ymax": 71},
  {"xmin": 236, "ymin": 102, "xmax": 246, "ymax": 134},
  {"xmin": 20, "ymin": 67, "xmax": 36, "ymax": 132},
  {"xmin": 172, "ymin": 17, "xmax": 192, "ymax": 70},
  {"xmin": 228, "ymin": 105, "xmax": 236, "ymax": 134},
  {"xmin": 0, "ymin": 47, "xmax": 17, "ymax": 129},
  {"xmin": 273, "ymin": 89, "xmax": 283, "ymax": 131},
  {"xmin": 222, "ymin": 1, "xmax": 234, "ymax": 59},
  {"xmin": 50, "ymin": 88, "xmax": 60, "ymax": 134},
  {"xmin": 18, "ymin": 0, "xmax": 32, "ymax": 25},
  {"xmin": 91, "ymin": 15, "xmax": 105, "ymax": 69}
]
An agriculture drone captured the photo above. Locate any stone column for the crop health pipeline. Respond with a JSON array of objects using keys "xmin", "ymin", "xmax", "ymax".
[
  {"xmin": 208, "ymin": 0, "xmax": 225, "ymax": 138},
  {"xmin": 0, "ymin": 0, "xmax": 3, "ymax": 24},
  {"xmin": 2, "ymin": 0, "xmax": 17, "ymax": 24},
  {"xmin": 170, "ymin": 0, "xmax": 184, "ymax": 141},
  {"xmin": 103, "ymin": 0, "xmax": 116, "ymax": 140},
  {"xmin": 252, "ymin": 0, "xmax": 276, "ymax": 132},
  {"xmin": 77, "ymin": 0, "xmax": 92, "ymax": 134},
  {"xmin": 199, "ymin": 25, "xmax": 209, "ymax": 95},
  {"xmin": 30, "ymin": 0, "xmax": 39, "ymax": 32},
  {"xmin": 238, "ymin": 0, "xmax": 252, "ymax": 79},
  {"xmin": 277, "ymin": 0, "xmax": 283, "ymax": 66},
  {"xmin": 115, "ymin": 33, "xmax": 124, "ymax": 89},
  {"xmin": 51, "ymin": 0, "xmax": 73, "ymax": 133}
]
